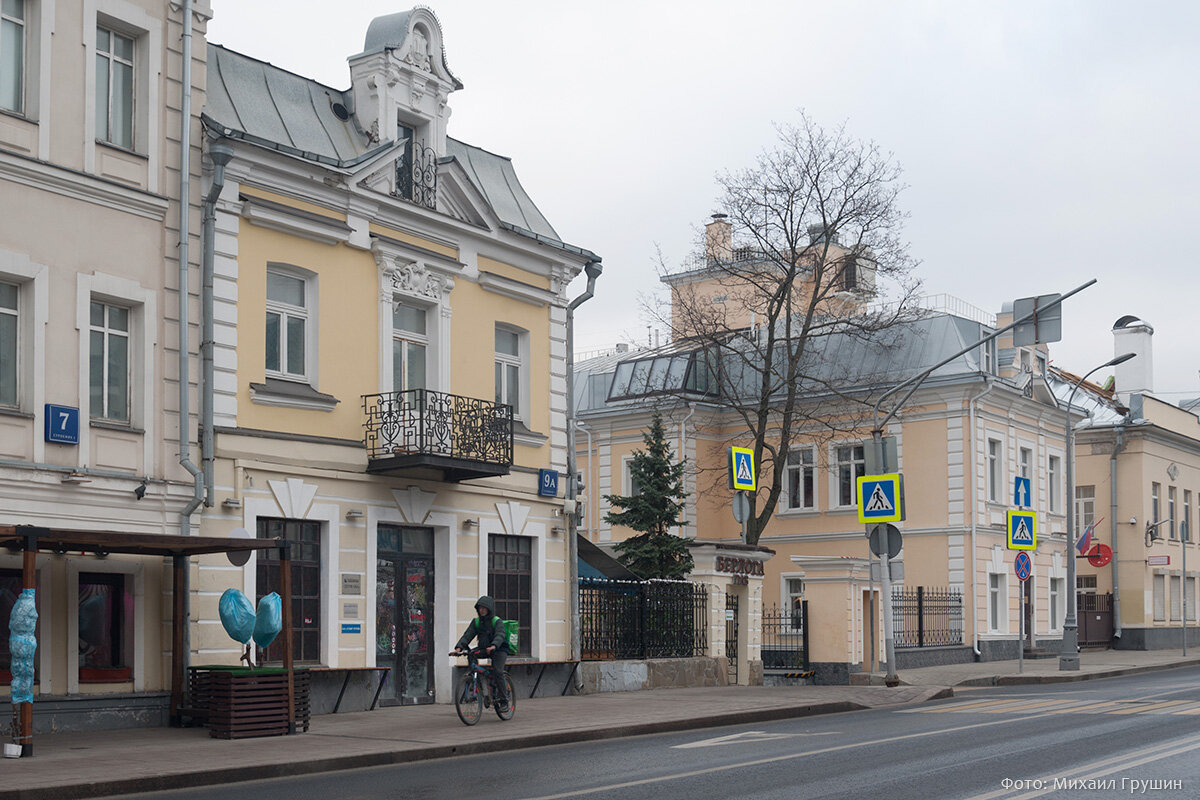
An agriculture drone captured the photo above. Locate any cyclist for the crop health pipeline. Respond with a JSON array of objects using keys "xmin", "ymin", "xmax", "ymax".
[{"xmin": 450, "ymin": 595, "xmax": 509, "ymax": 711}]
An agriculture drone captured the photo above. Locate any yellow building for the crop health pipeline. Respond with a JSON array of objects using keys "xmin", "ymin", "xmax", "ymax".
[{"xmin": 193, "ymin": 9, "xmax": 599, "ymax": 706}]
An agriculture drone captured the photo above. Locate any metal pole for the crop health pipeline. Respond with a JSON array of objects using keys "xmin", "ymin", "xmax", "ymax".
[
  {"xmin": 1019, "ymin": 585, "xmax": 1024, "ymax": 674},
  {"xmin": 740, "ymin": 491, "xmax": 748, "ymax": 543},
  {"xmin": 279, "ymin": 541, "xmax": 296, "ymax": 734},
  {"xmin": 1183, "ymin": 525, "xmax": 1188, "ymax": 657},
  {"xmin": 874, "ymin": 430, "xmax": 899, "ymax": 686}
]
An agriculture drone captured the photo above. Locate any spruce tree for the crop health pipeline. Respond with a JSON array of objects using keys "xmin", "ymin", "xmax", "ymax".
[{"xmin": 603, "ymin": 412, "xmax": 693, "ymax": 579}]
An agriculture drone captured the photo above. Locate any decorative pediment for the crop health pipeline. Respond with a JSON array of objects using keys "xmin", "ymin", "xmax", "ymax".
[
  {"xmin": 267, "ymin": 478, "xmax": 319, "ymax": 519},
  {"xmin": 496, "ymin": 501, "xmax": 530, "ymax": 537},
  {"xmin": 371, "ymin": 236, "xmax": 460, "ymax": 304},
  {"xmin": 393, "ymin": 485, "xmax": 437, "ymax": 524},
  {"xmin": 436, "ymin": 159, "xmax": 496, "ymax": 230}
]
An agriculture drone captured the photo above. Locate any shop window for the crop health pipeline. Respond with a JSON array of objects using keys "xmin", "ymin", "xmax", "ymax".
[
  {"xmin": 488, "ymin": 534, "xmax": 531, "ymax": 656},
  {"xmin": 257, "ymin": 518, "xmax": 322, "ymax": 664},
  {"xmin": 78, "ymin": 572, "xmax": 132, "ymax": 682}
]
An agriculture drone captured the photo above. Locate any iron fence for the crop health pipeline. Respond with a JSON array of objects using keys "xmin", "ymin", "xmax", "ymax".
[
  {"xmin": 362, "ymin": 389, "xmax": 513, "ymax": 465},
  {"xmin": 761, "ymin": 602, "xmax": 809, "ymax": 670},
  {"xmin": 396, "ymin": 142, "xmax": 438, "ymax": 209},
  {"xmin": 892, "ymin": 586, "xmax": 964, "ymax": 648},
  {"xmin": 580, "ymin": 577, "xmax": 708, "ymax": 660}
]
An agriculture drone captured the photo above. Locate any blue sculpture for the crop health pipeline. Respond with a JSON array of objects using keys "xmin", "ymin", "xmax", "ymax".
[
  {"xmin": 252, "ymin": 593, "xmax": 282, "ymax": 650},
  {"xmin": 8, "ymin": 589, "xmax": 37, "ymax": 705}
]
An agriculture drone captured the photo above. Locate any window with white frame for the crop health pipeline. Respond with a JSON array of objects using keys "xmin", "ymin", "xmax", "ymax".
[
  {"xmin": 265, "ymin": 269, "xmax": 311, "ymax": 382},
  {"xmin": 983, "ymin": 338, "xmax": 997, "ymax": 375},
  {"xmin": 835, "ymin": 443, "xmax": 865, "ymax": 507},
  {"xmin": 1151, "ymin": 482, "xmax": 1161, "ymax": 530},
  {"xmin": 1035, "ymin": 352, "xmax": 1047, "ymax": 375},
  {"xmin": 785, "ymin": 446, "xmax": 816, "ymax": 510},
  {"xmin": 1076, "ymin": 574, "xmax": 1097, "ymax": 593},
  {"xmin": 1049, "ymin": 577, "xmax": 1064, "ymax": 631},
  {"xmin": 0, "ymin": 0, "xmax": 24, "ymax": 114},
  {"xmin": 988, "ymin": 572, "xmax": 1005, "ymax": 632},
  {"xmin": 1153, "ymin": 573, "xmax": 1165, "ymax": 621},
  {"xmin": 1075, "ymin": 485, "xmax": 1095, "ymax": 538},
  {"xmin": 1184, "ymin": 490, "xmax": 1192, "ymax": 543},
  {"xmin": 89, "ymin": 300, "xmax": 129, "ymax": 422},
  {"xmin": 785, "ymin": 578, "xmax": 804, "ymax": 631},
  {"xmin": 0, "ymin": 281, "xmax": 16, "ymax": 407},
  {"xmin": 1019, "ymin": 349, "xmax": 1031, "ymax": 372},
  {"xmin": 622, "ymin": 455, "xmax": 643, "ymax": 498},
  {"xmin": 1168, "ymin": 486, "xmax": 1177, "ymax": 539},
  {"xmin": 1048, "ymin": 455, "xmax": 1061, "ymax": 513},
  {"xmin": 392, "ymin": 300, "xmax": 427, "ymax": 393},
  {"xmin": 987, "ymin": 439, "xmax": 1002, "ymax": 502},
  {"xmin": 1187, "ymin": 577, "xmax": 1197, "ymax": 621},
  {"xmin": 1169, "ymin": 575, "xmax": 1181, "ymax": 621},
  {"xmin": 96, "ymin": 25, "xmax": 134, "ymax": 150},
  {"xmin": 494, "ymin": 325, "xmax": 525, "ymax": 419}
]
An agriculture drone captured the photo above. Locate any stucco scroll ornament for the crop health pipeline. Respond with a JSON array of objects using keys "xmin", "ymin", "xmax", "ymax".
[
  {"xmin": 391, "ymin": 261, "xmax": 444, "ymax": 301},
  {"xmin": 404, "ymin": 27, "xmax": 433, "ymax": 71}
]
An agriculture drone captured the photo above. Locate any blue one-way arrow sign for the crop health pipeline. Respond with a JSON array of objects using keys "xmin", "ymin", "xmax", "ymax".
[{"xmin": 1014, "ymin": 477, "xmax": 1031, "ymax": 509}]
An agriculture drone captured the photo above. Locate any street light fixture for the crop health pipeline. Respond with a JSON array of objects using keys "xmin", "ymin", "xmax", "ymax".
[{"xmin": 1061, "ymin": 351, "xmax": 1136, "ymax": 670}]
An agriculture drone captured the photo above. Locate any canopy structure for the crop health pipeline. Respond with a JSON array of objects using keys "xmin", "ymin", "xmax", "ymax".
[{"xmin": 3, "ymin": 525, "xmax": 296, "ymax": 756}]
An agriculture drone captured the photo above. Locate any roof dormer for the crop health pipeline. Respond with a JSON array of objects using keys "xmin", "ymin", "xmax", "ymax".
[{"xmin": 349, "ymin": 8, "xmax": 462, "ymax": 156}]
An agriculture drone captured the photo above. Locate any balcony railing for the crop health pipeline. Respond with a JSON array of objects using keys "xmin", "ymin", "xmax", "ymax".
[
  {"xmin": 362, "ymin": 389, "xmax": 513, "ymax": 481},
  {"xmin": 395, "ymin": 143, "xmax": 438, "ymax": 210}
]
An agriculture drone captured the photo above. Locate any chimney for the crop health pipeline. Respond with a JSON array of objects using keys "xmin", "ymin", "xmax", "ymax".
[
  {"xmin": 1112, "ymin": 315, "xmax": 1154, "ymax": 405},
  {"xmin": 705, "ymin": 214, "xmax": 732, "ymax": 264}
]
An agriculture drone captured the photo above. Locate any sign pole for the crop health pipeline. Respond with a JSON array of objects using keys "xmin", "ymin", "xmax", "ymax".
[
  {"xmin": 740, "ymin": 491, "xmax": 748, "ymax": 544},
  {"xmin": 1019, "ymin": 587, "xmax": 1024, "ymax": 674},
  {"xmin": 1183, "ymin": 527, "xmax": 1188, "ymax": 657},
  {"xmin": 873, "ymin": 430, "xmax": 899, "ymax": 687}
]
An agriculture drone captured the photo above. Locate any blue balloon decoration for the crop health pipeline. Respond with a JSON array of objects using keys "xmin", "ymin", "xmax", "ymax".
[
  {"xmin": 9, "ymin": 589, "xmax": 38, "ymax": 704},
  {"xmin": 253, "ymin": 592, "xmax": 283, "ymax": 650},
  {"xmin": 218, "ymin": 588, "xmax": 256, "ymax": 644}
]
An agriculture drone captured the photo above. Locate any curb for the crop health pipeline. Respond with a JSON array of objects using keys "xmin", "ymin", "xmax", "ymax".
[
  {"xmin": 3, "ymin": 689, "xmax": 951, "ymax": 800},
  {"xmin": 952, "ymin": 658, "xmax": 1200, "ymax": 687}
]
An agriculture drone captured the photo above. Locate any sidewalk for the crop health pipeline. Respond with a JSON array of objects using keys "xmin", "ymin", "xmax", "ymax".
[
  {"xmin": 1, "ymin": 684, "xmax": 945, "ymax": 800},
  {"xmin": 2, "ymin": 650, "xmax": 1197, "ymax": 800}
]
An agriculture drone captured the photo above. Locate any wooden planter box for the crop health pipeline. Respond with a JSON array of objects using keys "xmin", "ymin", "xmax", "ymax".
[{"xmin": 188, "ymin": 666, "xmax": 310, "ymax": 739}]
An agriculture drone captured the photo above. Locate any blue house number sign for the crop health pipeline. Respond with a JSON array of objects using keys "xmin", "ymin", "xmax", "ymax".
[
  {"xmin": 44, "ymin": 405, "xmax": 80, "ymax": 445},
  {"xmin": 538, "ymin": 469, "xmax": 559, "ymax": 498}
]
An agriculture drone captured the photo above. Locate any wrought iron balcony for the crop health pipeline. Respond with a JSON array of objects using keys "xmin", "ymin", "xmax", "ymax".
[
  {"xmin": 362, "ymin": 389, "xmax": 513, "ymax": 481},
  {"xmin": 395, "ymin": 142, "xmax": 438, "ymax": 210}
]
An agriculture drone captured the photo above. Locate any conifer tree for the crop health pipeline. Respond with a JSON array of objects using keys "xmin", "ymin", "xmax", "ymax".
[{"xmin": 603, "ymin": 412, "xmax": 693, "ymax": 579}]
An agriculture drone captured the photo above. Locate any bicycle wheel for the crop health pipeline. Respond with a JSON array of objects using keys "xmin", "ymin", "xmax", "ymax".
[
  {"xmin": 455, "ymin": 673, "xmax": 482, "ymax": 726},
  {"xmin": 495, "ymin": 673, "xmax": 516, "ymax": 720}
]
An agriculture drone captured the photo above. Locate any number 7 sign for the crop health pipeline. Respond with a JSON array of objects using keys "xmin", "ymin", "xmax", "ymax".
[{"xmin": 44, "ymin": 404, "xmax": 80, "ymax": 445}]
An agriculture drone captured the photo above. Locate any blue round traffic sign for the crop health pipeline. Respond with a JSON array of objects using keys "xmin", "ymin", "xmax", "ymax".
[{"xmin": 1014, "ymin": 551, "xmax": 1032, "ymax": 582}]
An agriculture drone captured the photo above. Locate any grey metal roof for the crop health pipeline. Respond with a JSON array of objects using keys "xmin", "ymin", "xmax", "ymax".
[{"xmin": 445, "ymin": 139, "xmax": 559, "ymax": 241}]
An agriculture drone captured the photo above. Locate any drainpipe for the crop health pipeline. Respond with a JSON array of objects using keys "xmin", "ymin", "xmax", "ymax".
[
  {"xmin": 1110, "ymin": 420, "xmax": 1127, "ymax": 639},
  {"xmin": 968, "ymin": 377, "xmax": 995, "ymax": 657},
  {"xmin": 679, "ymin": 402, "xmax": 695, "ymax": 533},
  {"xmin": 566, "ymin": 260, "xmax": 602, "ymax": 680},
  {"xmin": 575, "ymin": 420, "xmax": 593, "ymax": 537},
  {"xmin": 201, "ymin": 140, "xmax": 235, "ymax": 505}
]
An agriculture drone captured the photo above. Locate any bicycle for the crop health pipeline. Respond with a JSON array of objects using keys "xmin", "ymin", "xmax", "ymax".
[{"xmin": 450, "ymin": 648, "xmax": 515, "ymax": 725}]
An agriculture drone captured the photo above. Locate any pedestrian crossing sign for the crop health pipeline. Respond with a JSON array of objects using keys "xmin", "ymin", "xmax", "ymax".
[
  {"xmin": 856, "ymin": 473, "xmax": 905, "ymax": 524},
  {"xmin": 1007, "ymin": 510, "xmax": 1037, "ymax": 551},
  {"xmin": 728, "ymin": 447, "xmax": 756, "ymax": 492}
]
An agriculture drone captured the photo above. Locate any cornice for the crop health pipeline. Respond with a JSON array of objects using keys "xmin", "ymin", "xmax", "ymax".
[{"xmin": 0, "ymin": 147, "xmax": 169, "ymax": 220}]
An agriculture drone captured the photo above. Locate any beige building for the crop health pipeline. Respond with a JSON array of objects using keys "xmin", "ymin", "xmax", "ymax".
[
  {"xmin": 0, "ymin": 0, "xmax": 212, "ymax": 725},
  {"xmin": 193, "ymin": 9, "xmax": 599, "ymax": 707}
]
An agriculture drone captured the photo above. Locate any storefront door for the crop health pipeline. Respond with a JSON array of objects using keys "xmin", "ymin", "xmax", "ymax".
[{"xmin": 376, "ymin": 526, "xmax": 434, "ymax": 705}]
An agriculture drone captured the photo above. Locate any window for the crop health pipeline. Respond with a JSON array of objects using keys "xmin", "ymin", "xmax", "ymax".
[
  {"xmin": 983, "ymin": 339, "xmax": 997, "ymax": 375},
  {"xmin": 836, "ymin": 444, "xmax": 865, "ymax": 507},
  {"xmin": 1184, "ymin": 490, "xmax": 1192, "ymax": 543},
  {"xmin": 0, "ymin": 281, "xmax": 16, "ymax": 407},
  {"xmin": 1049, "ymin": 577, "xmax": 1064, "ymax": 631},
  {"xmin": 1076, "ymin": 574, "xmax": 1097, "ymax": 593},
  {"xmin": 1035, "ymin": 352, "xmax": 1047, "ymax": 375},
  {"xmin": 1048, "ymin": 455, "xmax": 1061, "ymax": 513},
  {"xmin": 89, "ymin": 300, "xmax": 130, "ymax": 422},
  {"xmin": 1169, "ymin": 575, "xmax": 1181, "ymax": 621},
  {"xmin": 266, "ymin": 269, "xmax": 309, "ymax": 381},
  {"xmin": 0, "ymin": 0, "xmax": 23, "ymax": 113},
  {"xmin": 785, "ymin": 447, "xmax": 816, "ymax": 510},
  {"xmin": 78, "ymin": 573, "xmax": 132, "ymax": 681},
  {"xmin": 96, "ymin": 26, "xmax": 134, "ymax": 149},
  {"xmin": 1018, "ymin": 447, "xmax": 1032, "ymax": 480},
  {"xmin": 1075, "ymin": 486, "xmax": 1095, "ymax": 538},
  {"xmin": 1187, "ymin": 577, "xmax": 1197, "ymax": 622},
  {"xmin": 988, "ymin": 573, "xmax": 1004, "ymax": 632},
  {"xmin": 622, "ymin": 456, "xmax": 643, "ymax": 498},
  {"xmin": 257, "ymin": 518, "xmax": 322, "ymax": 664},
  {"xmin": 785, "ymin": 578, "xmax": 805, "ymax": 631},
  {"xmin": 841, "ymin": 257, "xmax": 858, "ymax": 291},
  {"xmin": 987, "ymin": 439, "xmax": 1002, "ymax": 503},
  {"xmin": 1020, "ymin": 350, "xmax": 1031, "ymax": 373},
  {"xmin": 488, "ymin": 534, "xmax": 531, "ymax": 656},
  {"xmin": 1168, "ymin": 487, "xmax": 1177, "ymax": 539},
  {"xmin": 494, "ymin": 325, "xmax": 524, "ymax": 419},
  {"xmin": 1153, "ymin": 573, "xmax": 1165, "ymax": 621},
  {"xmin": 1151, "ymin": 483, "xmax": 1161, "ymax": 530},
  {"xmin": 392, "ymin": 301, "xmax": 427, "ymax": 393}
]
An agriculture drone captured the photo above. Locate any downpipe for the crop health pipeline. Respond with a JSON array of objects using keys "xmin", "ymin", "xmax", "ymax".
[
  {"xmin": 566, "ymin": 260, "xmax": 602, "ymax": 689},
  {"xmin": 1110, "ymin": 422, "xmax": 1126, "ymax": 638},
  {"xmin": 968, "ymin": 377, "xmax": 994, "ymax": 657},
  {"xmin": 201, "ymin": 140, "xmax": 234, "ymax": 505}
]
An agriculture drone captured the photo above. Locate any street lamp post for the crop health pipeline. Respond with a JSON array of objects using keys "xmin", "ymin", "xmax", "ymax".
[{"xmin": 1061, "ymin": 352, "xmax": 1136, "ymax": 670}]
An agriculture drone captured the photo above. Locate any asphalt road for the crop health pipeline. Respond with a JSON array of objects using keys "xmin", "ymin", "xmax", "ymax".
[{"xmin": 113, "ymin": 666, "xmax": 1200, "ymax": 800}]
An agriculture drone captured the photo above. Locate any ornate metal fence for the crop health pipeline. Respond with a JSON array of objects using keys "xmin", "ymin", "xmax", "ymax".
[
  {"xmin": 892, "ymin": 586, "xmax": 964, "ymax": 648},
  {"xmin": 396, "ymin": 142, "xmax": 438, "ymax": 209},
  {"xmin": 579, "ymin": 578, "xmax": 708, "ymax": 660},
  {"xmin": 362, "ymin": 389, "xmax": 513, "ymax": 465},
  {"xmin": 761, "ymin": 602, "xmax": 809, "ymax": 670}
]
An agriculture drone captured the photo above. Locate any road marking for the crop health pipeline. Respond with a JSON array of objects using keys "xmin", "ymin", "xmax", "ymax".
[
  {"xmin": 671, "ymin": 730, "xmax": 836, "ymax": 749},
  {"xmin": 901, "ymin": 698, "xmax": 1031, "ymax": 714},
  {"xmin": 1108, "ymin": 699, "xmax": 1191, "ymax": 715},
  {"xmin": 976, "ymin": 699, "xmax": 1077, "ymax": 714},
  {"xmin": 516, "ymin": 709, "xmax": 1079, "ymax": 800},
  {"xmin": 961, "ymin": 730, "xmax": 1200, "ymax": 800}
]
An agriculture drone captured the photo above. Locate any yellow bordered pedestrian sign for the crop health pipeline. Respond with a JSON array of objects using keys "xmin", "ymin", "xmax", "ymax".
[
  {"xmin": 856, "ymin": 473, "xmax": 904, "ymax": 524},
  {"xmin": 728, "ymin": 447, "xmax": 756, "ymax": 492},
  {"xmin": 1007, "ymin": 510, "xmax": 1037, "ymax": 551}
]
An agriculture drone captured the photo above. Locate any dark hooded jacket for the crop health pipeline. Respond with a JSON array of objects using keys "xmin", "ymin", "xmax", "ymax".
[{"xmin": 455, "ymin": 595, "xmax": 507, "ymax": 652}]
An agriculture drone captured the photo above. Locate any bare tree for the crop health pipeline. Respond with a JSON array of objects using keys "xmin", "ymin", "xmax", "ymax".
[{"xmin": 653, "ymin": 113, "xmax": 921, "ymax": 545}]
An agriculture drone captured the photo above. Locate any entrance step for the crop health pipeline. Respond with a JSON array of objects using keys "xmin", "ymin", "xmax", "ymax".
[{"xmin": 1022, "ymin": 648, "xmax": 1057, "ymax": 659}]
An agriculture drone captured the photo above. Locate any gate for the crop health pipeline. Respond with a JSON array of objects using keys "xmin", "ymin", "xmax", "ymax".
[
  {"xmin": 725, "ymin": 593, "xmax": 739, "ymax": 684},
  {"xmin": 1077, "ymin": 592, "xmax": 1113, "ymax": 648}
]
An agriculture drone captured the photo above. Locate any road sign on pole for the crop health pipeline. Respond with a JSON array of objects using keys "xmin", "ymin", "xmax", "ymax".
[
  {"xmin": 1013, "ymin": 477, "xmax": 1031, "ymax": 509},
  {"xmin": 868, "ymin": 524, "xmax": 903, "ymax": 560},
  {"xmin": 1012, "ymin": 293, "xmax": 1063, "ymax": 345},
  {"xmin": 728, "ymin": 447, "xmax": 756, "ymax": 492},
  {"xmin": 856, "ymin": 474, "xmax": 905, "ymax": 524},
  {"xmin": 1007, "ymin": 510, "xmax": 1037, "ymax": 550},
  {"xmin": 1014, "ymin": 551, "xmax": 1032, "ymax": 581}
]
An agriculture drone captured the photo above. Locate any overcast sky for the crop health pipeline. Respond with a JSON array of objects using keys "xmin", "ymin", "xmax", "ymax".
[{"xmin": 208, "ymin": 1, "xmax": 1200, "ymax": 398}]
